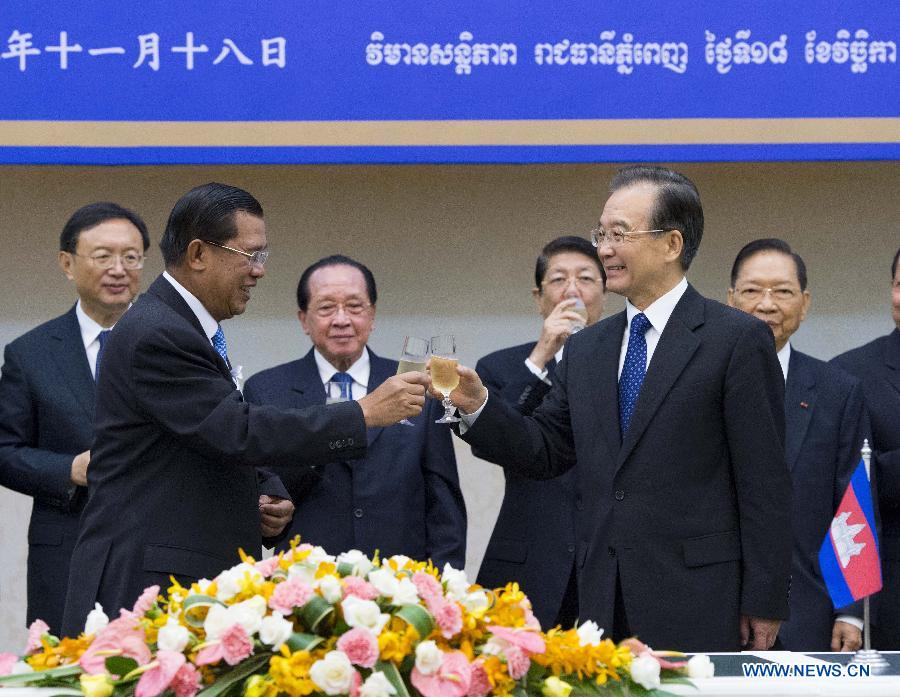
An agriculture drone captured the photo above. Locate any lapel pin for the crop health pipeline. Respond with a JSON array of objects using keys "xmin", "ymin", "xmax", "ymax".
[{"xmin": 800, "ymin": 401, "xmax": 809, "ymax": 409}]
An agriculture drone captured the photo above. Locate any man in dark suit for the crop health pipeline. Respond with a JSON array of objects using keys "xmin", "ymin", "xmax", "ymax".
[
  {"xmin": 0, "ymin": 202, "xmax": 150, "ymax": 634},
  {"xmin": 728, "ymin": 238, "xmax": 868, "ymax": 652},
  {"xmin": 60, "ymin": 184, "xmax": 428, "ymax": 636},
  {"xmin": 474, "ymin": 236, "xmax": 606, "ymax": 629},
  {"xmin": 832, "ymin": 247, "xmax": 900, "ymax": 649},
  {"xmin": 444, "ymin": 166, "xmax": 791, "ymax": 651},
  {"xmin": 244, "ymin": 255, "xmax": 466, "ymax": 569}
]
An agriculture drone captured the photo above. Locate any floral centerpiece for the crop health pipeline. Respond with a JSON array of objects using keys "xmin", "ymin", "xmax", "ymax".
[{"xmin": 0, "ymin": 541, "xmax": 712, "ymax": 696}]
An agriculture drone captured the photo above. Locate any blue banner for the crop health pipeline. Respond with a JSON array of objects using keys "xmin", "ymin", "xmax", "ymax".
[{"xmin": 1, "ymin": 0, "xmax": 898, "ymax": 163}]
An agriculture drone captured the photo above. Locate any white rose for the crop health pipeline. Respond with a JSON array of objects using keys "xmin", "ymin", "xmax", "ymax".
[
  {"xmin": 415, "ymin": 640, "xmax": 444, "ymax": 675},
  {"xmin": 687, "ymin": 654, "xmax": 715, "ymax": 679},
  {"xmin": 259, "ymin": 613, "xmax": 294, "ymax": 651},
  {"xmin": 387, "ymin": 555, "xmax": 411, "ymax": 570},
  {"xmin": 461, "ymin": 590, "xmax": 489, "ymax": 614},
  {"xmin": 630, "ymin": 653, "xmax": 661, "ymax": 690},
  {"xmin": 441, "ymin": 565, "xmax": 470, "ymax": 601},
  {"xmin": 157, "ymin": 617, "xmax": 190, "ymax": 653},
  {"xmin": 227, "ymin": 596, "xmax": 266, "ymax": 636},
  {"xmin": 360, "ymin": 671, "xmax": 397, "ymax": 697},
  {"xmin": 203, "ymin": 604, "xmax": 232, "ymax": 640},
  {"xmin": 368, "ymin": 568, "xmax": 400, "ymax": 598},
  {"xmin": 392, "ymin": 578, "xmax": 420, "ymax": 606},
  {"xmin": 337, "ymin": 550, "xmax": 374, "ymax": 577},
  {"xmin": 575, "ymin": 620, "xmax": 604, "ymax": 647},
  {"xmin": 310, "ymin": 651, "xmax": 355, "ymax": 696},
  {"xmin": 341, "ymin": 596, "xmax": 389, "ymax": 635},
  {"xmin": 481, "ymin": 639, "xmax": 506, "ymax": 656},
  {"xmin": 216, "ymin": 563, "xmax": 262, "ymax": 602},
  {"xmin": 194, "ymin": 579, "xmax": 212, "ymax": 594},
  {"xmin": 317, "ymin": 575, "xmax": 343, "ymax": 604},
  {"xmin": 306, "ymin": 546, "xmax": 336, "ymax": 567},
  {"xmin": 287, "ymin": 562, "xmax": 317, "ymax": 586},
  {"xmin": 84, "ymin": 602, "xmax": 109, "ymax": 635}
]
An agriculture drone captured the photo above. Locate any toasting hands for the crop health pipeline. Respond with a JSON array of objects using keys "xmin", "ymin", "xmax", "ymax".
[
  {"xmin": 425, "ymin": 361, "xmax": 487, "ymax": 415},
  {"xmin": 358, "ymin": 372, "xmax": 430, "ymax": 427}
]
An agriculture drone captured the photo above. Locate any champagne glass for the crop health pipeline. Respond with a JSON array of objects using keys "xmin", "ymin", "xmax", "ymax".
[
  {"xmin": 396, "ymin": 336, "xmax": 429, "ymax": 426},
  {"xmin": 570, "ymin": 297, "xmax": 588, "ymax": 333},
  {"xmin": 430, "ymin": 334, "xmax": 460, "ymax": 424}
]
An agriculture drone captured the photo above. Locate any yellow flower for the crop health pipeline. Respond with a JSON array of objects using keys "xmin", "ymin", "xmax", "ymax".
[
  {"xmin": 542, "ymin": 676, "xmax": 573, "ymax": 697},
  {"xmin": 245, "ymin": 674, "xmax": 278, "ymax": 697},
  {"xmin": 80, "ymin": 673, "xmax": 114, "ymax": 697},
  {"xmin": 270, "ymin": 648, "xmax": 317, "ymax": 697}
]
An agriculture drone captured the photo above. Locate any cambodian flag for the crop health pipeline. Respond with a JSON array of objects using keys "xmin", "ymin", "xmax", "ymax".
[{"xmin": 818, "ymin": 459, "xmax": 882, "ymax": 608}]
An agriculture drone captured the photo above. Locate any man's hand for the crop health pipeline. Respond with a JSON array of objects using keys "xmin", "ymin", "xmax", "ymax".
[
  {"xmin": 259, "ymin": 495, "xmax": 294, "ymax": 538},
  {"xmin": 740, "ymin": 615, "xmax": 782, "ymax": 650},
  {"xmin": 70, "ymin": 450, "xmax": 90, "ymax": 487},
  {"xmin": 831, "ymin": 620, "xmax": 863, "ymax": 652},
  {"xmin": 528, "ymin": 298, "xmax": 584, "ymax": 369},
  {"xmin": 426, "ymin": 363, "xmax": 487, "ymax": 415},
  {"xmin": 358, "ymin": 372, "xmax": 429, "ymax": 427}
]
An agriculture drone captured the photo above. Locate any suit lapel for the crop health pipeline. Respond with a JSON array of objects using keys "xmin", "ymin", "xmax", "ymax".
[
  {"xmin": 883, "ymin": 330, "xmax": 900, "ymax": 399},
  {"xmin": 593, "ymin": 312, "xmax": 626, "ymax": 461},
  {"xmin": 289, "ymin": 350, "xmax": 328, "ymax": 407},
  {"xmin": 366, "ymin": 350, "xmax": 394, "ymax": 446},
  {"xmin": 616, "ymin": 286, "xmax": 703, "ymax": 471},
  {"xmin": 784, "ymin": 350, "xmax": 815, "ymax": 471},
  {"xmin": 48, "ymin": 306, "xmax": 95, "ymax": 419}
]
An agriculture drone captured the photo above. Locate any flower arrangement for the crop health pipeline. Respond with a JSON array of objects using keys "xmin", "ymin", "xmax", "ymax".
[{"xmin": 0, "ymin": 541, "xmax": 709, "ymax": 697}]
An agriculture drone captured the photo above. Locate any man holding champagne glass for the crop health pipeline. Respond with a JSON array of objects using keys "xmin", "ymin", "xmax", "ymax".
[{"xmin": 244, "ymin": 255, "xmax": 466, "ymax": 569}]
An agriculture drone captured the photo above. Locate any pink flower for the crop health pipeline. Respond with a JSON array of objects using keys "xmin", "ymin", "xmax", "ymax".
[
  {"xmin": 412, "ymin": 572, "xmax": 443, "ymax": 603},
  {"xmin": 432, "ymin": 599, "xmax": 463, "ymax": 639},
  {"xmin": 26, "ymin": 619, "xmax": 49, "ymax": 653},
  {"xmin": 135, "ymin": 650, "xmax": 185, "ymax": 697},
  {"xmin": 336, "ymin": 628, "xmax": 379, "ymax": 668},
  {"xmin": 619, "ymin": 637, "xmax": 649, "ymax": 655},
  {"xmin": 130, "ymin": 586, "xmax": 161, "ymax": 618},
  {"xmin": 255, "ymin": 556, "xmax": 281, "ymax": 578},
  {"xmin": 0, "ymin": 653, "xmax": 18, "ymax": 677},
  {"xmin": 467, "ymin": 661, "xmax": 491, "ymax": 697},
  {"xmin": 221, "ymin": 624, "xmax": 253, "ymax": 665},
  {"xmin": 349, "ymin": 668, "xmax": 362, "ymax": 697},
  {"xmin": 79, "ymin": 616, "xmax": 152, "ymax": 676},
  {"xmin": 486, "ymin": 626, "xmax": 546, "ymax": 655},
  {"xmin": 194, "ymin": 643, "xmax": 224, "ymax": 666},
  {"xmin": 342, "ymin": 576, "xmax": 379, "ymax": 601},
  {"xmin": 412, "ymin": 650, "xmax": 472, "ymax": 697},
  {"xmin": 269, "ymin": 578, "xmax": 314, "ymax": 614},
  {"xmin": 170, "ymin": 662, "xmax": 202, "ymax": 697},
  {"xmin": 503, "ymin": 645, "xmax": 530, "ymax": 680}
]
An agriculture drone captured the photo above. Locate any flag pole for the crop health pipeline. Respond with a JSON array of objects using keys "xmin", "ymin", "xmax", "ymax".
[{"xmin": 851, "ymin": 440, "xmax": 889, "ymax": 672}]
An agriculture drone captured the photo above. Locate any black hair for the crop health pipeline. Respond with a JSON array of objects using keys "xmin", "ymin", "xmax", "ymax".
[
  {"xmin": 296, "ymin": 255, "xmax": 378, "ymax": 311},
  {"xmin": 534, "ymin": 235, "xmax": 606, "ymax": 290},
  {"xmin": 730, "ymin": 238, "xmax": 808, "ymax": 291},
  {"xmin": 59, "ymin": 202, "xmax": 150, "ymax": 253}
]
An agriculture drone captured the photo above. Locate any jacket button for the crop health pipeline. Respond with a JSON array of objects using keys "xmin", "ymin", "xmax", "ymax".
[
  {"xmin": 614, "ymin": 490, "xmax": 625, "ymax": 501},
  {"xmin": 354, "ymin": 508, "xmax": 363, "ymax": 518},
  {"xmin": 567, "ymin": 544, "xmax": 575, "ymax": 553}
]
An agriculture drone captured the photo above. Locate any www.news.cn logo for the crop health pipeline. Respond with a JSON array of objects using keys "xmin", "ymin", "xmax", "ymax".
[{"xmin": 742, "ymin": 662, "xmax": 871, "ymax": 678}]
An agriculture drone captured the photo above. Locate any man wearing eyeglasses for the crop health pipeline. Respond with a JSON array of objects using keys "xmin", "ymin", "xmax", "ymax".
[
  {"xmin": 831, "ymin": 247, "xmax": 900, "ymax": 649},
  {"xmin": 0, "ymin": 202, "xmax": 149, "ymax": 635},
  {"xmin": 60, "ymin": 184, "xmax": 428, "ymax": 636},
  {"xmin": 243, "ymin": 255, "xmax": 466, "ymax": 570},
  {"xmin": 473, "ymin": 236, "xmax": 605, "ymax": 629},
  {"xmin": 728, "ymin": 238, "xmax": 867, "ymax": 652},
  {"xmin": 445, "ymin": 165, "xmax": 791, "ymax": 651}
]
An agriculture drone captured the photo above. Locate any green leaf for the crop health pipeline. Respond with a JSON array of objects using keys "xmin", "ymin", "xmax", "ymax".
[
  {"xmin": 299, "ymin": 596, "xmax": 334, "ymax": 632},
  {"xmin": 182, "ymin": 594, "xmax": 225, "ymax": 628},
  {"xmin": 374, "ymin": 660, "xmax": 411, "ymax": 697},
  {"xmin": 105, "ymin": 656, "xmax": 139, "ymax": 678},
  {"xmin": 394, "ymin": 604, "xmax": 435, "ymax": 639},
  {"xmin": 0, "ymin": 664, "xmax": 82, "ymax": 686},
  {"xmin": 197, "ymin": 653, "xmax": 271, "ymax": 697},
  {"xmin": 512, "ymin": 687, "xmax": 529, "ymax": 697},
  {"xmin": 285, "ymin": 632, "xmax": 323, "ymax": 652},
  {"xmin": 337, "ymin": 561, "xmax": 357, "ymax": 577}
]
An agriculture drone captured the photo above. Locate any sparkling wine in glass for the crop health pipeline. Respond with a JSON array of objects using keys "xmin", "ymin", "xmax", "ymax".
[
  {"xmin": 430, "ymin": 334, "xmax": 460, "ymax": 424},
  {"xmin": 396, "ymin": 336, "xmax": 429, "ymax": 426}
]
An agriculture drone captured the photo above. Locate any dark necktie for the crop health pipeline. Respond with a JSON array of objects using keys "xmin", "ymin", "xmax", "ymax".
[
  {"xmin": 330, "ymin": 371, "xmax": 354, "ymax": 400},
  {"xmin": 94, "ymin": 329, "xmax": 111, "ymax": 381},
  {"xmin": 618, "ymin": 312, "xmax": 652, "ymax": 437},
  {"xmin": 212, "ymin": 326, "xmax": 229, "ymax": 365}
]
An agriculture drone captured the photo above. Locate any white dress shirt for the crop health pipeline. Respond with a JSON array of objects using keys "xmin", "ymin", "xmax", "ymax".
[
  {"xmin": 313, "ymin": 347, "xmax": 371, "ymax": 399},
  {"xmin": 75, "ymin": 300, "xmax": 118, "ymax": 377},
  {"xmin": 524, "ymin": 346, "xmax": 565, "ymax": 385},
  {"xmin": 618, "ymin": 276, "xmax": 689, "ymax": 378}
]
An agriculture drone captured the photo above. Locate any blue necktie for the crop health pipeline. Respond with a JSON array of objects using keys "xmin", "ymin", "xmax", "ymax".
[
  {"xmin": 94, "ymin": 329, "xmax": 111, "ymax": 381},
  {"xmin": 330, "ymin": 371, "xmax": 354, "ymax": 400},
  {"xmin": 212, "ymin": 326, "xmax": 229, "ymax": 365},
  {"xmin": 619, "ymin": 313, "xmax": 652, "ymax": 437}
]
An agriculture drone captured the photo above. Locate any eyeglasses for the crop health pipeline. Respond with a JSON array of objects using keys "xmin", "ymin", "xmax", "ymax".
[
  {"xmin": 542, "ymin": 274, "xmax": 604, "ymax": 291},
  {"xmin": 733, "ymin": 286, "xmax": 800, "ymax": 302},
  {"xmin": 73, "ymin": 252, "xmax": 145, "ymax": 269},
  {"xmin": 202, "ymin": 240, "xmax": 269, "ymax": 267},
  {"xmin": 590, "ymin": 227, "xmax": 666, "ymax": 247},
  {"xmin": 310, "ymin": 300, "xmax": 372, "ymax": 318}
]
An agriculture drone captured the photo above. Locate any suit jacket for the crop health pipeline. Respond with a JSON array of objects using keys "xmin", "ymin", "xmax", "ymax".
[
  {"xmin": 461, "ymin": 285, "xmax": 792, "ymax": 651},
  {"xmin": 777, "ymin": 349, "xmax": 868, "ymax": 651},
  {"xmin": 0, "ymin": 306, "xmax": 92, "ymax": 633},
  {"xmin": 61, "ymin": 275, "xmax": 368, "ymax": 636},
  {"xmin": 832, "ymin": 329, "xmax": 900, "ymax": 648},
  {"xmin": 473, "ymin": 343, "xmax": 578, "ymax": 628},
  {"xmin": 243, "ymin": 348, "xmax": 466, "ymax": 570}
]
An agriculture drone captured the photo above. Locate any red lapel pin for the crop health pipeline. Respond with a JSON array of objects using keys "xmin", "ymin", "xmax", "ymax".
[{"xmin": 800, "ymin": 401, "xmax": 809, "ymax": 409}]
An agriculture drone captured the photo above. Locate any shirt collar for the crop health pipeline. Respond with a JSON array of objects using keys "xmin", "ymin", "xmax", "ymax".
[
  {"xmin": 162, "ymin": 271, "xmax": 220, "ymax": 341},
  {"xmin": 314, "ymin": 346, "xmax": 371, "ymax": 387},
  {"xmin": 777, "ymin": 342, "xmax": 791, "ymax": 382},
  {"xmin": 74, "ymin": 299, "xmax": 108, "ymax": 348},
  {"xmin": 625, "ymin": 276, "xmax": 689, "ymax": 334}
]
